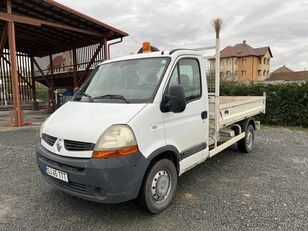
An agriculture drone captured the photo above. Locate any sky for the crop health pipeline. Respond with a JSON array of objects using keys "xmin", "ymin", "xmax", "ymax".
[{"xmin": 58, "ymin": 0, "xmax": 308, "ymax": 71}]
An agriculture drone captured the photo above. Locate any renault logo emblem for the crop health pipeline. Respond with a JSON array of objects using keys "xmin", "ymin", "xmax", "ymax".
[{"xmin": 56, "ymin": 139, "xmax": 63, "ymax": 152}]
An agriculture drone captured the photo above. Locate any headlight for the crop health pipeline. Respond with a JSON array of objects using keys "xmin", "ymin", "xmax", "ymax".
[{"xmin": 92, "ymin": 125, "xmax": 138, "ymax": 158}]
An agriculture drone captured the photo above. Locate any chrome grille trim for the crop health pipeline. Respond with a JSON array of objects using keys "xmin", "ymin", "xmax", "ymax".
[
  {"xmin": 42, "ymin": 133, "xmax": 57, "ymax": 146},
  {"xmin": 64, "ymin": 139, "xmax": 95, "ymax": 151}
]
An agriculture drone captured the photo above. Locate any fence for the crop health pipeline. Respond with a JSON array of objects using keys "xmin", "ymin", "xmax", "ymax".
[
  {"xmin": 1, "ymin": 43, "xmax": 104, "ymax": 106},
  {"xmin": 0, "ymin": 52, "xmax": 33, "ymax": 106}
]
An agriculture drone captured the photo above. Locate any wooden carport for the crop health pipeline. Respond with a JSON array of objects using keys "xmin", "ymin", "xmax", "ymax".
[{"xmin": 0, "ymin": 0, "xmax": 128, "ymax": 126}]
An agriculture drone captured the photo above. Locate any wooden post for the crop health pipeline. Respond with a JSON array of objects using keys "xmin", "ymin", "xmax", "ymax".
[
  {"xmin": 31, "ymin": 56, "xmax": 50, "ymax": 87},
  {"xmin": 103, "ymin": 38, "xmax": 108, "ymax": 60},
  {"xmin": 72, "ymin": 48, "xmax": 77, "ymax": 87},
  {"xmin": 49, "ymin": 54, "xmax": 55, "ymax": 111},
  {"xmin": 7, "ymin": 0, "xmax": 23, "ymax": 126},
  {"xmin": 31, "ymin": 58, "xmax": 39, "ymax": 110}
]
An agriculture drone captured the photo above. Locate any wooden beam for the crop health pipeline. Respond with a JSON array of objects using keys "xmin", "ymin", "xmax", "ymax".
[
  {"xmin": 15, "ymin": 31, "xmax": 63, "ymax": 47},
  {"xmin": 0, "ymin": 23, "xmax": 8, "ymax": 59},
  {"xmin": 0, "ymin": 12, "xmax": 110, "ymax": 37},
  {"xmin": 13, "ymin": 2, "xmax": 98, "ymax": 40},
  {"xmin": 31, "ymin": 56, "xmax": 51, "ymax": 87},
  {"xmin": 44, "ymin": 0, "xmax": 128, "ymax": 36},
  {"xmin": 16, "ymin": 20, "xmax": 78, "ymax": 42},
  {"xmin": 77, "ymin": 43, "xmax": 103, "ymax": 86}
]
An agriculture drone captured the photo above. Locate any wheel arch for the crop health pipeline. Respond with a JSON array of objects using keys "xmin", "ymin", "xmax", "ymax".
[
  {"xmin": 146, "ymin": 145, "xmax": 181, "ymax": 174},
  {"xmin": 232, "ymin": 117, "xmax": 255, "ymax": 135},
  {"xmin": 243, "ymin": 117, "xmax": 256, "ymax": 130},
  {"xmin": 137, "ymin": 146, "xmax": 180, "ymax": 200}
]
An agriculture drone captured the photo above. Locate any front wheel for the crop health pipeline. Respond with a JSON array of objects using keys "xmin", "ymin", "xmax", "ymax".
[
  {"xmin": 237, "ymin": 124, "xmax": 255, "ymax": 153},
  {"xmin": 139, "ymin": 159, "xmax": 178, "ymax": 214}
]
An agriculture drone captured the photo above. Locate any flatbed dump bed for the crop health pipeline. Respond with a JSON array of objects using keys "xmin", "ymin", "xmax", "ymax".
[
  {"xmin": 209, "ymin": 95, "xmax": 266, "ymax": 128},
  {"xmin": 208, "ymin": 95, "xmax": 266, "ymax": 146}
]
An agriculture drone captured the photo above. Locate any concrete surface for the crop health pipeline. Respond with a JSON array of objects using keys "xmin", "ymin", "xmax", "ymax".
[
  {"xmin": 0, "ymin": 127, "xmax": 307, "ymax": 231},
  {"xmin": 0, "ymin": 110, "xmax": 50, "ymax": 129}
]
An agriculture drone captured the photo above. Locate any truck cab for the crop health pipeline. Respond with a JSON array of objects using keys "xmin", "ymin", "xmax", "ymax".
[{"xmin": 37, "ymin": 46, "xmax": 265, "ymax": 213}]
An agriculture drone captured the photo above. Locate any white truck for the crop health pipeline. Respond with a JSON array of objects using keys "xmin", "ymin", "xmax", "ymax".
[{"xmin": 36, "ymin": 36, "xmax": 266, "ymax": 214}]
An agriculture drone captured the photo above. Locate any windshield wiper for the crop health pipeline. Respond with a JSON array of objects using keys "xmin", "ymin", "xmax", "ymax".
[
  {"xmin": 92, "ymin": 94, "xmax": 130, "ymax": 103},
  {"xmin": 78, "ymin": 92, "xmax": 93, "ymax": 102}
]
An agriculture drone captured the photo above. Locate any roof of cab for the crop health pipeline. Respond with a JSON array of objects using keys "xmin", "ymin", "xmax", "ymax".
[{"xmin": 99, "ymin": 49, "xmax": 202, "ymax": 65}]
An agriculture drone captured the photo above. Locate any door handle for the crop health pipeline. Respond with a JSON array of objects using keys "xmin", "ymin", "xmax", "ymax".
[{"xmin": 201, "ymin": 111, "xmax": 207, "ymax": 119}]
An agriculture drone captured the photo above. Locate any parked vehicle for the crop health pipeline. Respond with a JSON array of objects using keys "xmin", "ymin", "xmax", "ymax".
[{"xmin": 36, "ymin": 37, "xmax": 266, "ymax": 213}]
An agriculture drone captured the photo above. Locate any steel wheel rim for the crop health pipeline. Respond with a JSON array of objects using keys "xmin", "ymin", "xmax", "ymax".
[
  {"xmin": 151, "ymin": 170, "xmax": 172, "ymax": 204},
  {"xmin": 246, "ymin": 130, "xmax": 253, "ymax": 149}
]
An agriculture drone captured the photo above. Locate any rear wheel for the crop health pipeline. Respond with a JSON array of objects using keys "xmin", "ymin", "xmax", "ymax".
[
  {"xmin": 139, "ymin": 159, "xmax": 177, "ymax": 214},
  {"xmin": 237, "ymin": 124, "xmax": 255, "ymax": 153}
]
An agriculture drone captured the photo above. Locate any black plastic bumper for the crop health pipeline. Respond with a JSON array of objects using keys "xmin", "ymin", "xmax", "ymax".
[{"xmin": 36, "ymin": 144, "xmax": 149, "ymax": 203}]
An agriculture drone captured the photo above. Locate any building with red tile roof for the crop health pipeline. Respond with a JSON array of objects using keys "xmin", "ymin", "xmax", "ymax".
[
  {"xmin": 266, "ymin": 65, "xmax": 308, "ymax": 82},
  {"xmin": 210, "ymin": 41, "xmax": 273, "ymax": 82}
]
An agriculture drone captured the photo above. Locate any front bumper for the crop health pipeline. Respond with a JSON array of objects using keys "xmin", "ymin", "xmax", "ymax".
[{"xmin": 36, "ymin": 144, "xmax": 149, "ymax": 203}]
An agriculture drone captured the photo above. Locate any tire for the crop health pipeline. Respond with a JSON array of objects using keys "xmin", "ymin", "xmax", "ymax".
[
  {"xmin": 237, "ymin": 124, "xmax": 255, "ymax": 153},
  {"xmin": 139, "ymin": 159, "xmax": 178, "ymax": 214}
]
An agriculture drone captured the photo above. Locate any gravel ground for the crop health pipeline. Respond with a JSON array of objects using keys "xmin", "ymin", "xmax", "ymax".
[{"xmin": 0, "ymin": 126, "xmax": 307, "ymax": 231}]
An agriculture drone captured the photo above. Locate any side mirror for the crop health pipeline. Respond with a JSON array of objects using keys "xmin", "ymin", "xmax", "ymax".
[{"xmin": 161, "ymin": 85, "xmax": 186, "ymax": 113}]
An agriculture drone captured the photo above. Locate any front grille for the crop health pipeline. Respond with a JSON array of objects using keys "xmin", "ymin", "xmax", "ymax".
[
  {"xmin": 64, "ymin": 139, "xmax": 95, "ymax": 151},
  {"xmin": 46, "ymin": 175, "xmax": 87, "ymax": 194},
  {"xmin": 42, "ymin": 133, "xmax": 57, "ymax": 146}
]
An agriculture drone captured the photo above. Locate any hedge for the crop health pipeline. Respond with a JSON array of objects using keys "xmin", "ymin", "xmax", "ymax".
[{"xmin": 220, "ymin": 82, "xmax": 308, "ymax": 127}]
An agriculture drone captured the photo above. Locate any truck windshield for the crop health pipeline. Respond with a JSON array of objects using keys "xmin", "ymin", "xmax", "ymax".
[{"xmin": 73, "ymin": 57, "xmax": 170, "ymax": 103}]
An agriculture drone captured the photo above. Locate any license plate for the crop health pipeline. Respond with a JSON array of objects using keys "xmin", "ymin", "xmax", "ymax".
[{"xmin": 45, "ymin": 166, "xmax": 69, "ymax": 183}]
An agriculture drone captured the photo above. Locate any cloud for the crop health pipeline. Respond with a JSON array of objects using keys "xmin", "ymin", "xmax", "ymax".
[{"xmin": 58, "ymin": 0, "xmax": 308, "ymax": 71}]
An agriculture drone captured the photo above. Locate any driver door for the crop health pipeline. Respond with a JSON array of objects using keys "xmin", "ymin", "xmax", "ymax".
[{"xmin": 163, "ymin": 56, "xmax": 209, "ymax": 174}]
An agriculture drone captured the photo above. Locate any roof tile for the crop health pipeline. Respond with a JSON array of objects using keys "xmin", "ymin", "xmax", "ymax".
[{"xmin": 220, "ymin": 42, "xmax": 272, "ymax": 58}]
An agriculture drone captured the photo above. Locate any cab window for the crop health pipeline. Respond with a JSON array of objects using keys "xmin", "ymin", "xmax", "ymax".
[{"xmin": 168, "ymin": 58, "xmax": 201, "ymax": 102}]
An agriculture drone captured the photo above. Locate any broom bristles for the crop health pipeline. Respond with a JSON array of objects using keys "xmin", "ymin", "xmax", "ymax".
[{"xmin": 212, "ymin": 18, "xmax": 223, "ymax": 39}]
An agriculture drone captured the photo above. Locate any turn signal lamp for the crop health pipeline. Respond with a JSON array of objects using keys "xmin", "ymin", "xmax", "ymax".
[
  {"xmin": 143, "ymin": 42, "xmax": 151, "ymax": 53},
  {"xmin": 92, "ymin": 125, "xmax": 138, "ymax": 158}
]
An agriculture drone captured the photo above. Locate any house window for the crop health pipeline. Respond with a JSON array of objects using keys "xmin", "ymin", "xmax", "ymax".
[
  {"xmin": 241, "ymin": 70, "xmax": 246, "ymax": 76},
  {"xmin": 267, "ymin": 58, "xmax": 270, "ymax": 65},
  {"xmin": 224, "ymin": 71, "xmax": 231, "ymax": 79},
  {"xmin": 258, "ymin": 70, "xmax": 261, "ymax": 76},
  {"xmin": 241, "ymin": 59, "xmax": 246, "ymax": 65},
  {"xmin": 263, "ymin": 58, "xmax": 267, "ymax": 64},
  {"xmin": 263, "ymin": 70, "xmax": 266, "ymax": 76}
]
